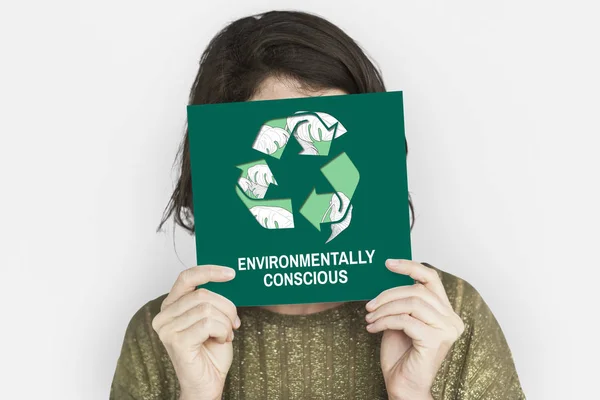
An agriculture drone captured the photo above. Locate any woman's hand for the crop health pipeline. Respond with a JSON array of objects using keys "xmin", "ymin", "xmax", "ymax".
[
  {"xmin": 151, "ymin": 265, "xmax": 240, "ymax": 400},
  {"xmin": 365, "ymin": 260, "xmax": 465, "ymax": 400}
]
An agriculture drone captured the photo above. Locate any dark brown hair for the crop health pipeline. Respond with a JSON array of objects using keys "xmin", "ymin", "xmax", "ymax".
[{"xmin": 158, "ymin": 10, "xmax": 414, "ymax": 233}]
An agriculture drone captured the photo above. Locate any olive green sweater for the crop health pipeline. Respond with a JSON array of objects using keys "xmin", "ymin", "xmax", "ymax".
[{"xmin": 110, "ymin": 268, "xmax": 525, "ymax": 399}]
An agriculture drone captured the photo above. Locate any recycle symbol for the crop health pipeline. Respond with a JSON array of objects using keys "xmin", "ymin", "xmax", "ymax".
[{"xmin": 235, "ymin": 111, "xmax": 360, "ymax": 243}]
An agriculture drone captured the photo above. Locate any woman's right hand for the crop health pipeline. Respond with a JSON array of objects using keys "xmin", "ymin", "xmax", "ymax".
[{"xmin": 151, "ymin": 265, "xmax": 239, "ymax": 400}]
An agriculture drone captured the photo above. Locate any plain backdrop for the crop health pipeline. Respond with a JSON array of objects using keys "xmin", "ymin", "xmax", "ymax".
[{"xmin": 1, "ymin": 1, "xmax": 599, "ymax": 399}]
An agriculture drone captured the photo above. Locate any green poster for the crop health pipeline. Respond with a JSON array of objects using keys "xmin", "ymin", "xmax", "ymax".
[{"xmin": 187, "ymin": 91, "xmax": 413, "ymax": 306}]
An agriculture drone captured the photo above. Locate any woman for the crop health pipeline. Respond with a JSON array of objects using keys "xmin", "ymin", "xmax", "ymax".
[{"xmin": 110, "ymin": 11, "xmax": 525, "ymax": 400}]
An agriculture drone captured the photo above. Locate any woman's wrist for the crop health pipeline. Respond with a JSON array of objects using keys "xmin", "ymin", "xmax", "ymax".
[
  {"xmin": 387, "ymin": 382, "xmax": 434, "ymax": 400},
  {"xmin": 389, "ymin": 393, "xmax": 433, "ymax": 400},
  {"xmin": 179, "ymin": 389, "xmax": 223, "ymax": 400}
]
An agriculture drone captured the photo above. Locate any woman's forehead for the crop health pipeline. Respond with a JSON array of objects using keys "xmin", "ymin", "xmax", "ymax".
[{"xmin": 251, "ymin": 76, "xmax": 347, "ymax": 101}]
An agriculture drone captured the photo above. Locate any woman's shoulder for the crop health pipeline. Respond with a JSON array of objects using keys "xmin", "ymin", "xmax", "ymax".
[
  {"xmin": 137, "ymin": 293, "xmax": 168, "ymax": 318},
  {"xmin": 422, "ymin": 261, "xmax": 487, "ymax": 316},
  {"xmin": 124, "ymin": 293, "xmax": 169, "ymax": 335},
  {"xmin": 111, "ymin": 293, "xmax": 178, "ymax": 399},
  {"xmin": 422, "ymin": 262, "xmax": 526, "ymax": 399}
]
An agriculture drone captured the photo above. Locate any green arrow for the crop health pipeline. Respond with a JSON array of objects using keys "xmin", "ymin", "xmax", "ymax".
[
  {"xmin": 235, "ymin": 185, "xmax": 293, "ymax": 211},
  {"xmin": 321, "ymin": 152, "xmax": 360, "ymax": 199},
  {"xmin": 299, "ymin": 152, "xmax": 360, "ymax": 230},
  {"xmin": 299, "ymin": 188, "xmax": 335, "ymax": 231}
]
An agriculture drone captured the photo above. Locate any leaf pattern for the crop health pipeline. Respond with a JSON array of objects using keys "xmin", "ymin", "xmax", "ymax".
[
  {"xmin": 252, "ymin": 126, "xmax": 290, "ymax": 155},
  {"xmin": 247, "ymin": 164, "xmax": 276, "ymax": 187},
  {"xmin": 238, "ymin": 177, "xmax": 252, "ymax": 192},
  {"xmin": 322, "ymin": 192, "xmax": 353, "ymax": 243},
  {"xmin": 237, "ymin": 163, "xmax": 277, "ymax": 200},
  {"xmin": 286, "ymin": 111, "xmax": 348, "ymax": 143},
  {"xmin": 294, "ymin": 134, "xmax": 319, "ymax": 155},
  {"xmin": 250, "ymin": 206, "xmax": 295, "ymax": 229},
  {"xmin": 250, "ymin": 184, "xmax": 267, "ymax": 199}
]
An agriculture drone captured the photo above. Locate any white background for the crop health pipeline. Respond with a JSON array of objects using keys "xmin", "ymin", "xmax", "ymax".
[{"xmin": 1, "ymin": 1, "xmax": 599, "ymax": 399}]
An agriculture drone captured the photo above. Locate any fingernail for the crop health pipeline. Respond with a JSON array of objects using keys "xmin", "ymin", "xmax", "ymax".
[
  {"xmin": 365, "ymin": 313, "xmax": 374, "ymax": 322},
  {"xmin": 225, "ymin": 268, "xmax": 236, "ymax": 278},
  {"xmin": 366, "ymin": 324, "xmax": 373, "ymax": 331},
  {"xmin": 234, "ymin": 316, "xmax": 241, "ymax": 329},
  {"xmin": 387, "ymin": 259, "xmax": 402, "ymax": 266},
  {"xmin": 231, "ymin": 331, "xmax": 235, "ymax": 341},
  {"xmin": 366, "ymin": 299, "xmax": 377, "ymax": 310}
]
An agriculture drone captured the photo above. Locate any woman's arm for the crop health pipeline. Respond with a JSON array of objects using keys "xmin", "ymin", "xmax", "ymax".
[
  {"xmin": 431, "ymin": 266, "xmax": 525, "ymax": 399},
  {"xmin": 111, "ymin": 265, "xmax": 239, "ymax": 400},
  {"xmin": 110, "ymin": 294, "xmax": 180, "ymax": 400}
]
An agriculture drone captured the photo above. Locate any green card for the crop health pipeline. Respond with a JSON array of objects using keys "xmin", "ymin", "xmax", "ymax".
[{"xmin": 187, "ymin": 91, "xmax": 413, "ymax": 306}]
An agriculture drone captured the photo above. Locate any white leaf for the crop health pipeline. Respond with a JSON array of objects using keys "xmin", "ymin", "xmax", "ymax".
[
  {"xmin": 250, "ymin": 206, "xmax": 294, "ymax": 229},
  {"xmin": 238, "ymin": 177, "xmax": 262, "ymax": 198},
  {"xmin": 251, "ymin": 184, "xmax": 268, "ymax": 199},
  {"xmin": 286, "ymin": 111, "xmax": 347, "ymax": 143},
  {"xmin": 238, "ymin": 177, "xmax": 252, "ymax": 192},
  {"xmin": 316, "ymin": 112, "xmax": 347, "ymax": 139},
  {"xmin": 247, "ymin": 164, "xmax": 276, "ymax": 187},
  {"xmin": 328, "ymin": 192, "xmax": 350, "ymax": 222},
  {"xmin": 294, "ymin": 133, "xmax": 319, "ymax": 155},
  {"xmin": 325, "ymin": 192, "xmax": 352, "ymax": 243},
  {"xmin": 252, "ymin": 126, "xmax": 290, "ymax": 155}
]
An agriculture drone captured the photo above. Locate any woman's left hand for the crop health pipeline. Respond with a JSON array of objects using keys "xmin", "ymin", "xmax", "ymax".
[{"xmin": 365, "ymin": 259, "xmax": 465, "ymax": 400}]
